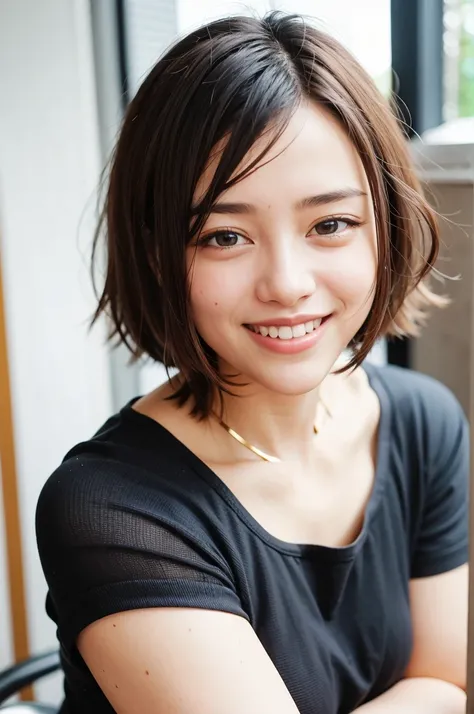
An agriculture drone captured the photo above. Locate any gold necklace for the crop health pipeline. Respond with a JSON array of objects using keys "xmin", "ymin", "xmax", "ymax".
[{"xmin": 216, "ymin": 399, "xmax": 332, "ymax": 463}]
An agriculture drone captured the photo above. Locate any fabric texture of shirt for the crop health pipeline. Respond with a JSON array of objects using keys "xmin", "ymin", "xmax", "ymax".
[{"xmin": 35, "ymin": 363, "xmax": 469, "ymax": 714}]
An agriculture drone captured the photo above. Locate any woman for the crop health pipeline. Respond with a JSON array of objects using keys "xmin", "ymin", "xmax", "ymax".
[{"xmin": 36, "ymin": 12, "xmax": 468, "ymax": 714}]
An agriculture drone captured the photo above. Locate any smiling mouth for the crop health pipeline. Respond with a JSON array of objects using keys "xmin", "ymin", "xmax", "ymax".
[{"xmin": 244, "ymin": 316, "xmax": 331, "ymax": 340}]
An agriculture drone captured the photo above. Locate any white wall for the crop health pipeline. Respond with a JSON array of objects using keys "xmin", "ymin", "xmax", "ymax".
[{"xmin": 0, "ymin": 0, "xmax": 112, "ymax": 705}]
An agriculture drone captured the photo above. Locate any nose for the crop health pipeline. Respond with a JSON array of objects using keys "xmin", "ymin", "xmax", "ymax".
[{"xmin": 255, "ymin": 240, "xmax": 317, "ymax": 307}]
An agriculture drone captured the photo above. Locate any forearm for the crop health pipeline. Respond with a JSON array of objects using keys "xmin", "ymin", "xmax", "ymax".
[{"xmin": 353, "ymin": 677, "xmax": 466, "ymax": 713}]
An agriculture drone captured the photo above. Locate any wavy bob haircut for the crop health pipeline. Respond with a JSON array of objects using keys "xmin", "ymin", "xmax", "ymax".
[{"xmin": 92, "ymin": 11, "xmax": 444, "ymax": 418}]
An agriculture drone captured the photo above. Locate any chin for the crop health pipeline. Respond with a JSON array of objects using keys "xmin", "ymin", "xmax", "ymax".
[
  {"xmin": 262, "ymin": 368, "xmax": 332, "ymax": 395},
  {"xmin": 213, "ymin": 324, "xmax": 353, "ymax": 394},
  {"xmin": 223, "ymin": 355, "xmax": 339, "ymax": 396}
]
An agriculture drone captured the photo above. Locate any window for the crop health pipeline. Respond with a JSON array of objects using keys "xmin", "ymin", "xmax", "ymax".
[
  {"xmin": 271, "ymin": 0, "xmax": 392, "ymax": 93},
  {"xmin": 444, "ymin": 0, "xmax": 474, "ymax": 120},
  {"xmin": 176, "ymin": 1, "xmax": 269, "ymax": 34}
]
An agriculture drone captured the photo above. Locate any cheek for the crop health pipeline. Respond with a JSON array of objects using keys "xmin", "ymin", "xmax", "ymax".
[
  {"xmin": 321, "ymin": 244, "xmax": 377, "ymax": 321},
  {"xmin": 330, "ymin": 236, "xmax": 377, "ymax": 295},
  {"xmin": 332, "ymin": 261, "xmax": 376, "ymax": 300},
  {"xmin": 188, "ymin": 259, "xmax": 248, "ymax": 330}
]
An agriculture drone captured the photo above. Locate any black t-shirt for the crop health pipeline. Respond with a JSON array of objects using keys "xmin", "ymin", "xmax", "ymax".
[{"xmin": 36, "ymin": 363, "xmax": 469, "ymax": 714}]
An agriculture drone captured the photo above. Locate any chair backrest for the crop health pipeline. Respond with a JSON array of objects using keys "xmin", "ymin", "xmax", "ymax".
[{"xmin": 0, "ymin": 651, "xmax": 60, "ymax": 707}]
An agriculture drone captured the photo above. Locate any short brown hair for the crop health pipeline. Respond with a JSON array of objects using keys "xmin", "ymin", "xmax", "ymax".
[{"xmin": 92, "ymin": 12, "xmax": 444, "ymax": 417}]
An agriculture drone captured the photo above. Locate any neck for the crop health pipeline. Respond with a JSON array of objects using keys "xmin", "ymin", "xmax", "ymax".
[
  {"xmin": 212, "ymin": 360, "xmax": 351, "ymax": 464},
  {"xmin": 211, "ymin": 353, "xmax": 352, "ymax": 463},
  {"xmin": 219, "ymin": 388, "xmax": 323, "ymax": 462}
]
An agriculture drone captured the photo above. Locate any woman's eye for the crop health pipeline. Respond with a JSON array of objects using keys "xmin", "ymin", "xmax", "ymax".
[
  {"xmin": 200, "ymin": 231, "xmax": 247, "ymax": 248},
  {"xmin": 312, "ymin": 218, "xmax": 352, "ymax": 236}
]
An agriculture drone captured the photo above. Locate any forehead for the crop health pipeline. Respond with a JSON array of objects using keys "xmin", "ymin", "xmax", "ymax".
[{"xmin": 195, "ymin": 101, "xmax": 370, "ymax": 206}]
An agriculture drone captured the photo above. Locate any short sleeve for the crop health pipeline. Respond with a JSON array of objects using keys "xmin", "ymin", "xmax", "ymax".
[
  {"xmin": 36, "ymin": 455, "xmax": 248, "ymax": 649},
  {"xmin": 410, "ymin": 384, "xmax": 469, "ymax": 578}
]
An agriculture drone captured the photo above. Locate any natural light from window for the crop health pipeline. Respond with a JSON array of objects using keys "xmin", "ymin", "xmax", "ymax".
[{"xmin": 176, "ymin": 0, "xmax": 391, "ymax": 89}]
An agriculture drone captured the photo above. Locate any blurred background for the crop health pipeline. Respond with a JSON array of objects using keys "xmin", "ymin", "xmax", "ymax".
[{"xmin": 0, "ymin": 0, "xmax": 473, "ymax": 708}]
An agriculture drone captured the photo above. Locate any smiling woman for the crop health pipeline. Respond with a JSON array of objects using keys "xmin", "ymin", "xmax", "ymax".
[
  {"xmin": 186, "ymin": 104, "xmax": 377, "ymax": 393},
  {"xmin": 36, "ymin": 11, "xmax": 468, "ymax": 714}
]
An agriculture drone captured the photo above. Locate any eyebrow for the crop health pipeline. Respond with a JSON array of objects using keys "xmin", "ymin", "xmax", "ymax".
[{"xmin": 196, "ymin": 188, "xmax": 367, "ymax": 216}]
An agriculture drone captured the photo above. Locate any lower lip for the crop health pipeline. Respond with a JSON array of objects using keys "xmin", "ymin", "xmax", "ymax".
[{"xmin": 244, "ymin": 317, "xmax": 331, "ymax": 355}]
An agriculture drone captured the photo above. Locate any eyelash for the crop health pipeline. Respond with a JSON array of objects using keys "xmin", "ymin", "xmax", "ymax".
[{"xmin": 196, "ymin": 216, "xmax": 363, "ymax": 250}]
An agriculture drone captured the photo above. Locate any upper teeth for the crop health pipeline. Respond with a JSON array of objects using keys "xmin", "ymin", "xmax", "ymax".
[{"xmin": 251, "ymin": 319, "xmax": 322, "ymax": 339}]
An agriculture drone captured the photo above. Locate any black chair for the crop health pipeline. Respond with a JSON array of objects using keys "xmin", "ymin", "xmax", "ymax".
[{"xmin": 0, "ymin": 650, "xmax": 61, "ymax": 713}]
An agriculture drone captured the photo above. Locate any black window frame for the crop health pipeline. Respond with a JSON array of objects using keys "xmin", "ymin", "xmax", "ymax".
[{"xmin": 389, "ymin": 0, "xmax": 444, "ymax": 368}]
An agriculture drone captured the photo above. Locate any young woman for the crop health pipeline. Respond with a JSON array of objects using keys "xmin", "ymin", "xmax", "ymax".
[{"xmin": 36, "ymin": 12, "xmax": 468, "ymax": 714}]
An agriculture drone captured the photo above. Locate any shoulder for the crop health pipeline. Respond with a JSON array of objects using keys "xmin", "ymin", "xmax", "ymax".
[
  {"xmin": 366, "ymin": 361, "xmax": 465, "ymax": 426},
  {"xmin": 35, "ymin": 411, "xmax": 251, "ymax": 651},
  {"xmin": 366, "ymin": 361, "xmax": 461, "ymax": 412},
  {"xmin": 365, "ymin": 361, "xmax": 468, "ymax": 469},
  {"xmin": 35, "ymin": 403, "xmax": 227, "ymax": 561}
]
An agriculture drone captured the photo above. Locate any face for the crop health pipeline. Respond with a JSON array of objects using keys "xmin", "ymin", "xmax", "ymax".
[{"xmin": 186, "ymin": 102, "xmax": 378, "ymax": 397}]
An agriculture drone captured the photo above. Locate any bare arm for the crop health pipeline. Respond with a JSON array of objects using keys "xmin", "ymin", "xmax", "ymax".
[
  {"xmin": 78, "ymin": 607, "xmax": 301, "ymax": 714},
  {"xmin": 354, "ymin": 564, "xmax": 468, "ymax": 713},
  {"xmin": 353, "ymin": 677, "xmax": 466, "ymax": 713}
]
